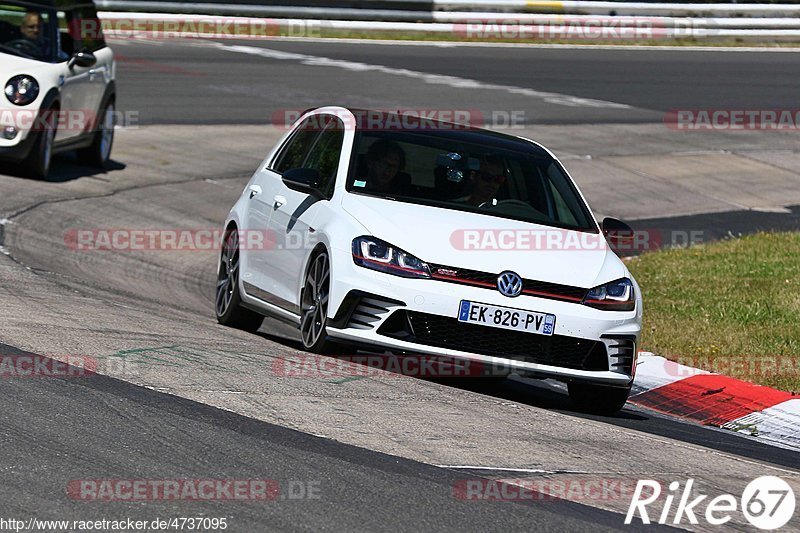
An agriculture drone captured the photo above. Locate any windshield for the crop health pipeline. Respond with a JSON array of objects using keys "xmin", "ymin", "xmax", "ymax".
[
  {"xmin": 0, "ymin": 2, "xmax": 55, "ymax": 61},
  {"xmin": 347, "ymin": 128, "xmax": 598, "ymax": 232}
]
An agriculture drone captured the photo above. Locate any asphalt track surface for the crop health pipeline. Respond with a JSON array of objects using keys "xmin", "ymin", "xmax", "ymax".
[
  {"xmin": 114, "ymin": 39, "xmax": 800, "ymax": 125},
  {"xmin": 1, "ymin": 38, "xmax": 799, "ymax": 531},
  {"xmin": 0, "ymin": 344, "xmax": 640, "ymax": 532}
]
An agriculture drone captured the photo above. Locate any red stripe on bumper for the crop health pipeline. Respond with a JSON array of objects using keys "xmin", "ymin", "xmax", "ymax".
[{"xmin": 630, "ymin": 374, "xmax": 795, "ymax": 426}]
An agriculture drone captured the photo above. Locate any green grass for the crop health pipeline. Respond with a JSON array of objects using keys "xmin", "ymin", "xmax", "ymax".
[{"xmin": 627, "ymin": 232, "xmax": 800, "ymax": 392}]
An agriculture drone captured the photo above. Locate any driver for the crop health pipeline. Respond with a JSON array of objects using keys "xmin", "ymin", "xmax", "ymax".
[
  {"xmin": 19, "ymin": 11, "xmax": 42, "ymax": 42},
  {"xmin": 10, "ymin": 11, "xmax": 45, "ymax": 55},
  {"xmin": 459, "ymin": 155, "xmax": 507, "ymax": 206}
]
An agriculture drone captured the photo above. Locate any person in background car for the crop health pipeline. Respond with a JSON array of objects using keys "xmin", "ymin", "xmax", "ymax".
[
  {"xmin": 19, "ymin": 11, "xmax": 42, "ymax": 41},
  {"xmin": 13, "ymin": 10, "xmax": 48, "ymax": 57}
]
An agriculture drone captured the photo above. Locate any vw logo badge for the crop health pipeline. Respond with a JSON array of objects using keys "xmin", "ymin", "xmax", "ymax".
[{"xmin": 497, "ymin": 271, "xmax": 523, "ymax": 297}]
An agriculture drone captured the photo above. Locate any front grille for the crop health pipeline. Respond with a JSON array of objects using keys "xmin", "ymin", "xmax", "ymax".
[
  {"xmin": 378, "ymin": 311, "xmax": 608, "ymax": 371},
  {"xmin": 427, "ymin": 263, "xmax": 587, "ymax": 303}
]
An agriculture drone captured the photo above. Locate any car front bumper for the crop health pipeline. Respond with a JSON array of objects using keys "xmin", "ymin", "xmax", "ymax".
[
  {"xmin": 325, "ymin": 247, "xmax": 642, "ymax": 387},
  {"xmin": 0, "ymin": 107, "xmax": 38, "ymax": 162}
]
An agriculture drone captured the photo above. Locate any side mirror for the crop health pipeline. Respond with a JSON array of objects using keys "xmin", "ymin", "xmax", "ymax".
[
  {"xmin": 601, "ymin": 217, "xmax": 635, "ymax": 252},
  {"xmin": 282, "ymin": 168, "xmax": 322, "ymax": 196},
  {"xmin": 68, "ymin": 51, "xmax": 97, "ymax": 69}
]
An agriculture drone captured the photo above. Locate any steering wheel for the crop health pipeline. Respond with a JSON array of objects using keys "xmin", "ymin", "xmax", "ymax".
[
  {"xmin": 478, "ymin": 199, "xmax": 531, "ymax": 209},
  {"xmin": 6, "ymin": 39, "xmax": 41, "ymax": 56}
]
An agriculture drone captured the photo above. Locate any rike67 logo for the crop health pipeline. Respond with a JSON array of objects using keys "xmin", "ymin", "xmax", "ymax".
[{"xmin": 626, "ymin": 476, "xmax": 796, "ymax": 530}]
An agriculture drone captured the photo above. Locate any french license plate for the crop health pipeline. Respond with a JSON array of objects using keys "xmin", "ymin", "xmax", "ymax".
[{"xmin": 457, "ymin": 300, "xmax": 556, "ymax": 336}]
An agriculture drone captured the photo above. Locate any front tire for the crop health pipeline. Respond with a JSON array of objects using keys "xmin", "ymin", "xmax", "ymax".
[
  {"xmin": 299, "ymin": 250, "xmax": 340, "ymax": 354},
  {"xmin": 215, "ymin": 229, "xmax": 263, "ymax": 333},
  {"xmin": 22, "ymin": 107, "xmax": 57, "ymax": 179},
  {"xmin": 77, "ymin": 100, "xmax": 115, "ymax": 168},
  {"xmin": 568, "ymin": 382, "xmax": 631, "ymax": 415}
]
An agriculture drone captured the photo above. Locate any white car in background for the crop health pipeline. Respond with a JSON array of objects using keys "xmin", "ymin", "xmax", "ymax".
[
  {"xmin": 216, "ymin": 106, "xmax": 643, "ymax": 414},
  {"xmin": 0, "ymin": 0, "xmax": 115, "ymax": 178}
]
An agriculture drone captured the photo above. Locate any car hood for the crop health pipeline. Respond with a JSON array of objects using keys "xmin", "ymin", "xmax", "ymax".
[
  {"xmin": 341, "ymin": 193, "xmax": 626, "ymax": 289},
  {"xmin": 0, "ymin": 54, "xmax": 61, "ymax": 109},
  {"xmin": 0, "ymin": 53, "xmax": 51, "ymax": 76}
]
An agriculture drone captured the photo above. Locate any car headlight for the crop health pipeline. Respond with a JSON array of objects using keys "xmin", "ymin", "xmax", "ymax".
[
  {"xmin": 352, "ymin": 236, "xmax": 431, "ymax": 279},
  {"xmin": 5, "ymin": 75, "xmax": 39, "ymax": 106},
  {"xmin": 582, "ymin": 278, "xmax": 635, "ymax": 311}
]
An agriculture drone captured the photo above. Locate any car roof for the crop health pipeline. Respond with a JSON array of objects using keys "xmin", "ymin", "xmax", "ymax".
[{"xmin": 337, "ymin": 107, "xmax": 550, "ymax": 157}]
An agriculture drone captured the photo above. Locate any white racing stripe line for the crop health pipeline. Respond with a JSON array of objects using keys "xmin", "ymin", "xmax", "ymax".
[{"xmin": 213, "ymin": 42, "xmax": 631, "ymax": 109}]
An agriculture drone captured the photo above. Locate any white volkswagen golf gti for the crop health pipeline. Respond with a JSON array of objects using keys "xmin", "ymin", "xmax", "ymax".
[{"xmin": 217, "ymin": 106, "xmax": 642, "ymax": 413}]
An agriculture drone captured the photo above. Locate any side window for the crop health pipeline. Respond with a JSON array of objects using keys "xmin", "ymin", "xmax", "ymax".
[
  {"xmin": 0, "ymin": 6, "xmax": 55, "ymax": 62},
  {"xmin": 60, "ymin": 5, "xmax": 105, "ymax": 56},
  {"xmin": 303, "ymin": 118, "xmax": 344, "ymax": 197},
  {"xmin": 77, "ymin": 6, "xmax": 106, "ymax": 51},
  {"xmin": 271, "ymin": 118, "xmax": 321, "ymax": 174}
]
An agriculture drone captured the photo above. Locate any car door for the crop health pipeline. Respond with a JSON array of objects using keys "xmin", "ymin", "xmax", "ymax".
[
  {"xmin": 264, "ymin": 115, "xmax": 344, "ymax": 312},
  {"xmin": 54, "ymin": 9, "xmax": 91, "ymax": 142},
  {"xmin": 241, "ymin": 116, "xmax": 325, "ymax": 309},
  {"xmin": 72, "ymin": 4, "xmax": 109, "ymax": 113}
]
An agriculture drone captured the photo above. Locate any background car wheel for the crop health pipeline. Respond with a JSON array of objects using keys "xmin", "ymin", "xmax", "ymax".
[
  {"xmin": 22, "ymin": 107, "xmax": 57, "ymax": 179},
  {"xmin": 568, "ymin": 382, "xmax": 631, "ymax": 415},
  {"xmin": 77, "ymin": 100, "xmax": 115, "ymax": 168},
  {"xmin": 215, "ymin": 229, "xmax": 263, "ymax": 333},
  {"xmin": 300, "ymin": 250, "xmax": 342, "ymax": 354}
]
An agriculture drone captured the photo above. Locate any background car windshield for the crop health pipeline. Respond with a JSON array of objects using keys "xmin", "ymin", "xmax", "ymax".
[
  {"xmin": 348, "ymin": 129, "xmax": 597, "ymax": 232},
  {"xmin": 0, "ymin": 3, "xmax": 54, "ymax": 61}
]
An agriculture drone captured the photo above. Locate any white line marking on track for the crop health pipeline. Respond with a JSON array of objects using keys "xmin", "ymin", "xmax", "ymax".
[
  {"xmin": 213, "ymin": 42, "xmax": 631, "ymax": 109},
  {"xmin": 217, "ymin": 35, "xmax": 800, "ymax": 52}
]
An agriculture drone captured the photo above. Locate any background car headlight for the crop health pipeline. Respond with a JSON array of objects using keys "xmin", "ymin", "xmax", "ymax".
[
  {"xmin": 352, "ymin": 236, "xmax": 431, "ymax": 278},
  {"xmin": 582, "ymin": 278, "xmax": 635, "ymax": 311},
  {"xmin": 5, "ymin": 75, "xmax": 39, "ymax": 106}
]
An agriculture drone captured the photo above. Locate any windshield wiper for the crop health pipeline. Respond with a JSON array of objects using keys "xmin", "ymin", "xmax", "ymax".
[
  {"xmin": 0, "ymin": 44, "xmax": 35, "ymax": 60},
  {"xmin": 354, "ymin": 190, "xmax": 398, "ymax": 201},
  {"xmin": 371, "ymin": 194, "xmax": 397, "ymax": 201}
]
